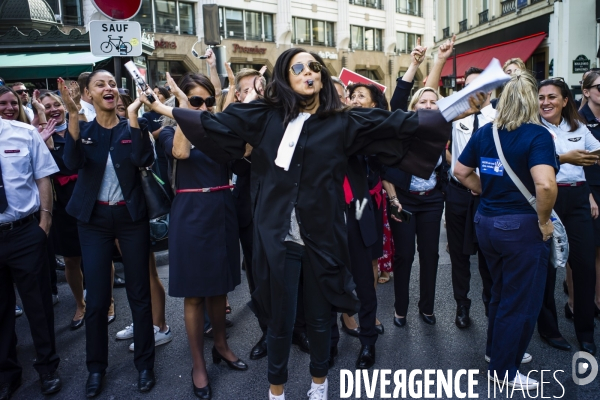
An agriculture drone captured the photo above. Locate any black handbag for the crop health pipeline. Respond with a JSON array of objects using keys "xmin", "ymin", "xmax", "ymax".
[{"xmin": 139, "ymin": 167, "xmax": 171, "ymax": 219}]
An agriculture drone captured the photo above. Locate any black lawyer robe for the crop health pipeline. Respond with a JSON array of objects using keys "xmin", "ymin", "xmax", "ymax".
[{"xmin": 171, "ymin": 102, "xmax": 450, "ymax": 322}]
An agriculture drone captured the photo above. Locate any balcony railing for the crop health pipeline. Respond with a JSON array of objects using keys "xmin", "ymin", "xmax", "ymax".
[
  {"xmin": 479, "ymin": 9, "xmax": 489, "ymax": 25},
  {"xmin": 396, "ymin": 7, "xmax": 422, "ymax": 17},
  {"xmin": 458, "ymin": 19, "xmax": 468, "ymax": 33},
  {"xmin": 501, "ymin": 0, "xmax": 516, "ymax": 15},
  {"xmin": 349, "ymin": 0, "xmax": 384, "ymax": 10},
  {"xmin": 442, "ymin": 27, "xmax": 450, "ymax": 39}
]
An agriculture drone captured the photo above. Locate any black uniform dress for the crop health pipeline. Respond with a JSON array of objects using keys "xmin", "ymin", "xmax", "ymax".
[
  {"xmin": 581, "ymin": 103, "xmax": 600, "ymax": 246},
  {"xmin": 49, "ymin": 131, "xmax": 81, "ymax": 257},
  {"xmin": 159, "ymin": 126, "xmax": 240, "ymax": 298}
]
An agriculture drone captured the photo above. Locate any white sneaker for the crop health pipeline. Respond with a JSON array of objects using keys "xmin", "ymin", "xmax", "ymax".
[
  {"xmin": 116, "ymin": 323, "xmax": 134, "ymax": 340},
  {"xmin": 269, "ymin": 389, "xmax": 285, "ymax": 400},
  {"xmin": 488, "ymin": 371, "xmax": 538, "ymax": 390},
  {"xmin": 129, "ymin": 325, "xmax": 173, "ymax": 351},
  {"xmin": 307, "ymin": 378, "xmax": 328, "ymax": 400},
  {"xmin": 485, "ymin": 352, "xmax": 532, "ymax": 364}
]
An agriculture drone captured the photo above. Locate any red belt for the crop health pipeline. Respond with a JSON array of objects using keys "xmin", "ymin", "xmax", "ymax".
[
  {"xmin": 176, "ymin": 185, "xmax": 234, "ymax": 194},
  {"xmin": 557, "ymin": 182, "xmax": 585, "ymax": 187},
  {"xmin": 409, "ymin": 189, "xmax": 434, "ymax": 196},
  {"xmin": 97, "ymin": 201, "xmax": 126, "ymax": 206}
]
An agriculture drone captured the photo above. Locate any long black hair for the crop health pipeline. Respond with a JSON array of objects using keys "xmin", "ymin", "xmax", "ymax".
[
  {"xmin": 264, "ymin": 48, "xmax": 342, "ymax": 126},
  {"xmin": 347, "ymin": 83, "xmax": 389, "ymax": 111},
  {"xmin": 538, "ymin": 79, "xmax": 585, "ymax": 132}
]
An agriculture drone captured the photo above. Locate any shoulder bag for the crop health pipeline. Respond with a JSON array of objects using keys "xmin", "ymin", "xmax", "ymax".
[
  {"xmin": 140, "ymin": 167, "xmax": 172, "ymax": 219},
  {"xmin": 492, "ymin": 124, "xmax": 568, "ymax": 268}
]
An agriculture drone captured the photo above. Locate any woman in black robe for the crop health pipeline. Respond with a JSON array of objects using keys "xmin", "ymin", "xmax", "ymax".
[{"xmin": 141, "ymin": 48, "xmax": 484, "ymax": 400}]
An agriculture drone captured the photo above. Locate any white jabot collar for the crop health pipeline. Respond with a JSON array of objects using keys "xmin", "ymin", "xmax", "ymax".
[{"xmin": 275, "ymin": 113, "xmax": 311, "ymax": 171}]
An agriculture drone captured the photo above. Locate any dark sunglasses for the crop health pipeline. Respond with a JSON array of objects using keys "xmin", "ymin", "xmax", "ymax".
[
  {"xmin": 188, "ymin": 95, "xmax": 216, "ymax": 108},
  {"xmin": 14, "ymin": 89, "xmax": 28, "ymax": 95},
  {"xmin": 587, "ymin": 84, "xmax": 600, "ymax": 92},
  {"xmin": 289, "ymin": 61, "xmax": 322, "ymax": 76},
  {"xmin": 118, "ymin": 88, "xmax": 129, "ymax": 95}
]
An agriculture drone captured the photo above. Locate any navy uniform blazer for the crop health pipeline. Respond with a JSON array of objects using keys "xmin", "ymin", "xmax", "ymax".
[
  {"xmin": 63, "ymin": 118, "xmax": 154, "ymax": 223},
  {"xmin": 172, "ymin": 102, "xmax": 450, "ymax": 321},
  {"xmin": 582, "ymin": 103, "xmax": 600, "ymax": 186}
]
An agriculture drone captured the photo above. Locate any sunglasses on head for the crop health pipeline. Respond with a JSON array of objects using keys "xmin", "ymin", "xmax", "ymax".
[
  {"xmin": 14, "ymin": 89, "xmax": 28, "ymax": 95},
  {"xmin": 118, "ymin": 88, "xmax": 129, "ymax": 95},
  {"xmin": 289, "ymin": 61, "xmax": 322, "ymax": 76},
  {"xmin": 188, "ymin": 95, "xmax": 216, "ymax": 108},
  {"xmin": 540, "ymin": 77, "xmax": 565, "ymax": 85}
]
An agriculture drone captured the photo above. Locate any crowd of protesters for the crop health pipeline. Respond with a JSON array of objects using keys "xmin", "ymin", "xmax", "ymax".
[{"xmin": 1, "ymin": 37, "xmax": 599, "ymax": 400}]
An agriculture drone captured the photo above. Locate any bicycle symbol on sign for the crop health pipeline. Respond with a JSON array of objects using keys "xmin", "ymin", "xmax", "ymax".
[{"xmin": 100, "ymin": 36, "xmax": 133, "ymax": 55}]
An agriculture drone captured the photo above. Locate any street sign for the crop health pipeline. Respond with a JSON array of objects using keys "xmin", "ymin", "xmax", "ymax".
[
  {"xmin": 339, "ymin": 68, "xmax": 387, "ymax": 93},
  {"xmin": 89, "ymin": 21, "xmax": 142, "ymax": 57},
  {"xmin": 573, "ymin": 55, "xmax": 591, "ymax": 74},
  {"xmin": 91, "ymin": 0, "xmax": 142, "ymax": 20}
]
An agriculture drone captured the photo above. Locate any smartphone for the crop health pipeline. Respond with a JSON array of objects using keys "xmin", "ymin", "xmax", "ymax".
[{"xmin": 391, "ymin": 206, "xmax": 412, "ymax": 223}]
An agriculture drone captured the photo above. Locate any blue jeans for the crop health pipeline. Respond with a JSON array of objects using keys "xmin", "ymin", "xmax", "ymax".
[{"xmin": 474, "ymin": 212, "xmax": 549, "ymax": 380}]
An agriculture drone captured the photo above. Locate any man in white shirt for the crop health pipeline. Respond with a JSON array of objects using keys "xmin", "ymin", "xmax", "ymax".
[
  {"xmin": 446, "ymin": 67, "xmax": 496, "ymax": 329},
  {"xmin": 10, "ymin": 82, "xmax": 34, "ymax": 122},
  {"xmin": 77, "ymin": 72, "xmax": 96, "ymax": 122},
  {"xmin": 0, "ymin": 118, "xmax": 61, "ymax": 398}
]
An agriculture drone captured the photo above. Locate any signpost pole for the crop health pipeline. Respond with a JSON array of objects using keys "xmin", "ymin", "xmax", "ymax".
[{"xmin": 114, "ymin": 57, "xmax": 122, "ymax": 89}]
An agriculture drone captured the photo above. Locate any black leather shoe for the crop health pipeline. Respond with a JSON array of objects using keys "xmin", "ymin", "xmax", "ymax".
[
  {"xmin": 355, "ymin": 345, "xmax": 376, "ymax": 369},
  {"xmin": 455, "ymin": 305, "xmax": 471, "ymax": 329},
  {"xmin": 329, "ymin": 346, "xmax": 338, "ymax": 368},
  {"xmin": 70, "ymin": 318, "xmax": 85, "ymax": 330},
  {"xmin": 191, "ymin": 370, "xmax": 211, "ymax": 399},
  {"xmin": 340, "ymin": 315, "xmax": 360, "ymax": 338},
  {"xmin": 579, "ymin": 341, "xmax": 597, "ymax": 355},
  {"xmin": 540, "ymin": 334, "xmax": 571, "ymax": 351},
  {"xmin": 250, "ymin": 335, "xmax": 267, "ymax": 360},
  {"xmin": 292, "ymin": 331, "xmax": 311, "ymax": 353},
  {"xmin": 375, "ymin": 323, "xmax": 384, "ymax": 335},
  {"xmin": 393, "ymin": 316, "xmax": 406, "ymax": 327},
  {"xmin": 107, "ymin": 314, "xmax": 116, "ymax": 325},
  {"xmin": 211, "ymin": 347, "xmax": 248, "ymax": 371},
  {"xmin": 420, "ymin": 312, "xmax": 436, "ymax": 325},
  {"xmin": 85, "ymin": 372, "xmax": 105, "ymax": 398},
  {"xmin": 564, "ymin": 302, "xmax": 574, "ymax": 320},
  {"xmin": 225, "ymin": 318, "xmax": 233, "ymax": 328},
  {"xmin": 40, "ymin": 371, "xmax": 62, "ymax": 395},
  {"xmin": 0, "ymin": 377, "xmax": 21, "ymax": 400},
  {"xmin": 138, "ymin": 369, "xmax": 155, "ymax": 392},
  {"xmin": 113, "ymin": 274, "xmax": 126, "ymax": 288}
]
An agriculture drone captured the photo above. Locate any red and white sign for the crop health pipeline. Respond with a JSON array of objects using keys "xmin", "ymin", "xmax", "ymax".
[
  {"xmin": 92, "ymin": 0, "xmax": 142, "ymax": 20},
  {"xmin": 339, "ymin": 68, "xmax": 387, "ymax": 93}
]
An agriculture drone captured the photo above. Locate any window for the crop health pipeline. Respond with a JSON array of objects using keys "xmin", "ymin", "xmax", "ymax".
[
  {"xmin": 397, "ymin": 0, "xmax": 422, "ymax": 17},
  {"xmin": 219, "ymin": 8, "xmax": 275, "ymax": 42},
  {"xmin": 349, "ymin": 0, "xmax": 384, "ymax": 10},
  {"xmin": 396, "ymin": 31, "xmax": 422, "ymax": 54},
  {"xmin": 292, "ymin": 18, "xmax": 335, "ymax": 47},
  {"xmin": 132, "ymin": 0, "xmax": 196, "ymax": 35},
  {"xmin": 350, "ymin": 26, "xmax": 382, "ymax": 51},
  {"xmin": 46, "ymin": 0, "xmax": 83, "ymax": 25}
]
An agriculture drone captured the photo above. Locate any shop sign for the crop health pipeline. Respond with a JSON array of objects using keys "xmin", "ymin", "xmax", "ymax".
[
  {"xmin": 154, "ymin": 39, "xmax": 177, "ymax": 49},
  {"xmin": 573, "ymin": 55, "xmax": 590, "ymax": 73},
  {"xmin": 89, "ymin": 20, "xmax": 142, "ymax": 57},
  {"xmin": 142, "ymin": 32, "xmax": 155, "ymax": 49},
  {"xmin": 317, "ymin": 51, "xmax": 338, "ymax": 60},
  {"xmin": 92, "ymin": 0, "xmax": 142, "ymax": 20},
  {"xmin": 232, "ymin": 43, "xmax": 267, "ymax": 55}
]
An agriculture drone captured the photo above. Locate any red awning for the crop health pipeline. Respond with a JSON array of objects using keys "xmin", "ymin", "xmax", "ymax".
[{"xmin": 440, "ymin": 32, "xmax": 547, "ymax": 81}]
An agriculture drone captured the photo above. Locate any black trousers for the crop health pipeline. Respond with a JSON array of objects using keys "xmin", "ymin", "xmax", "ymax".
[
  {"xmin": 0, "ymin": 219, "xmax": 60, "ymax": 383},
  {"xmin": 445, "ymin": 183, "xmax": 493, "ymax": 310},
  {"xmin": 389, "ymin": 193, "xmax": 444, "ymax": 316},
  {"xmin": 240, "ymin": 220, "xmax": 267, "ymax": 333},
  {"xmin": 267, "ymin": 242, "xmax": 331, "ymax": 385},
  {"xmin": 78, "ymin": 204, "xmax": 154, "ymax": 373},
  {"xmin": 537, "ymin": 185, "xmax": 596, "ymax": 343}
]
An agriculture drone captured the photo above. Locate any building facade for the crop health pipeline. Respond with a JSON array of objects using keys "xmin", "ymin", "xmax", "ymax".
[{"xmin": 434, "ymin": 0, "xmax": 599, "ymax": 96}]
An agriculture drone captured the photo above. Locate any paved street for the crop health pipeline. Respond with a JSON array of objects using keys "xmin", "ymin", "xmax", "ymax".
[{"xmin": 12, "ymin": 223, "xmax": 600, "ymax": 399}]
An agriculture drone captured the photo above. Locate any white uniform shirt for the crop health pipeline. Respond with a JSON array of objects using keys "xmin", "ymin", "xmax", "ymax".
[
  {"xmin": 450, "ymin": 104, "xmax": 497, "ymax": 181},
  {"xmin": 542, "ymin": 118, "xmax": 600, "ymax": 183},
  {"xmin": 80, "ymin": 100, "xmax": 96, "ymax": 122},
  {"xmin": 0, "ymin": 119, "xmax": 59, "ymax": 223}
]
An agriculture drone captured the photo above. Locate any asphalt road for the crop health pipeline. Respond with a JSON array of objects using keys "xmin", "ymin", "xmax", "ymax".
[{"xmin": 11, "ymin": 223, "xmax": 600, "ymax": 400}]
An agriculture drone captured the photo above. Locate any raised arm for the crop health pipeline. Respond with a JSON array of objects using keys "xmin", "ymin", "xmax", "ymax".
[
  {"xmin": 390, "ymin": 45, "xmax": 425, "ymax": 111},
  {"xmin": 426, "ymin": 35, "xmax": 455, "ymax": 91},
  {"xmin": 128, "ymin": 97, "xmax": 154, "ymax": 167},
  {"xmin": 205, "ymin": 48, "xmax": 222, "ymax": 98}
]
